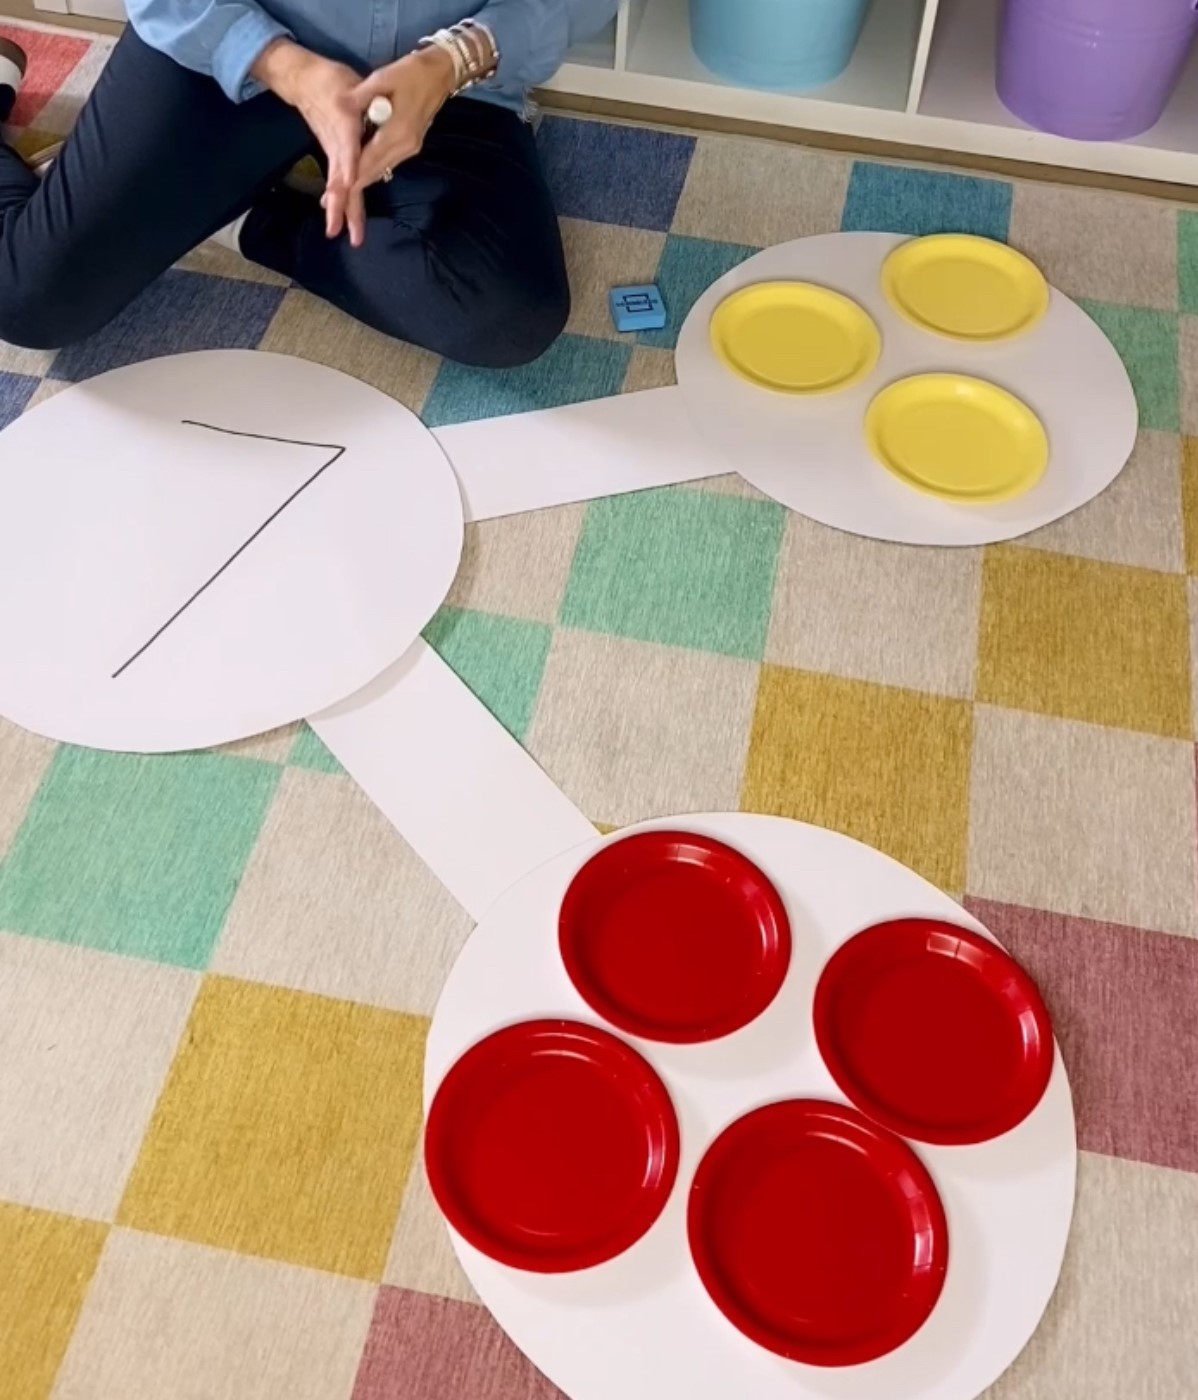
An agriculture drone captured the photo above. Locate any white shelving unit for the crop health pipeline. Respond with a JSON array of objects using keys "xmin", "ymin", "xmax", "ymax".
[
  {"xmin": 33, "ymin": 0, "xmax": 126, "ymax": 22},
  {"xmin": 542, "ymin": 0, "xmax": 1198, "ymax": 188},
  {"xmin": 31, "ymin": 0, "xmax": 1198, "ymax": 187}
]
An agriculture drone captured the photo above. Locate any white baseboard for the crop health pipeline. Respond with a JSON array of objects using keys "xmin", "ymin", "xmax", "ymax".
[{"xmin": 33, "ymin": 0, "xmax": 126, "ymax": 19}]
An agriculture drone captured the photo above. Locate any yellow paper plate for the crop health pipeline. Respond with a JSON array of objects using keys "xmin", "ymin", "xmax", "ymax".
[
  {"xmin": 866, "ymin": 375, "xmax": 1049, "ymax": 504},
  {"xmin": 881, "ymin": 236, "xmax": 1050, "ymax": 343},
  {"xmin": 710, "ymin": 282, "xmax": 882, "ymax": 395}
]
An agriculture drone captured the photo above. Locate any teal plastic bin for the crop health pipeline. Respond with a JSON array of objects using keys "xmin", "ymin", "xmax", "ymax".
[{"xmin": 690, "ymin": 0, "xmax": 873, "ymax": 91}]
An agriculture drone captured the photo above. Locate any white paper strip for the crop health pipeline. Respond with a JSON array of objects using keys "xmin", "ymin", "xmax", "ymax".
[
  {"xmin": 437, "ymin": 387, "xmax": 731, "ymax": 524},
  {"xmin": 309, "ymin": 639, "xmax": 596, "ymax": 921}
]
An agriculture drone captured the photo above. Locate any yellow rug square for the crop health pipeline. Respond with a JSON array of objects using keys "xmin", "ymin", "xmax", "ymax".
[
  {"xmin": 10, "ymin": 128, "xmax": 59, "ymax": 163},
  {"xmin": 742, "ymin": 667, "xmax": 973, "ymax": 890},
  {"xmin": 118, "ymin": 976, "xmax": 428, "ymax": 1280},
  {"xmin": 0, "ymin": 1202, "xmax": 107, "ymax": 1400},
  {"xmin": 1183, "ymin": 438, "xmax": 1198, "ymax": 575},
  {"xmin": 978, "ymin": 546, "xmax": 1193, "ymax": 739}
]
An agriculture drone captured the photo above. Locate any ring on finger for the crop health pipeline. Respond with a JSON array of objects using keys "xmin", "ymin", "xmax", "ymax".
[{"xmin": 382, "ymin": 165, "xmax": 394, "ymax": 183}]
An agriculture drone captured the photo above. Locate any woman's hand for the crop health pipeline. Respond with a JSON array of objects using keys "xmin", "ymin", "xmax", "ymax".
[
  {"xmin": 352, "ymin": 47, "xmax": 458, "ymax": 191},
  {"xmin": 252, "ymin": 39, "xmax": 371, "ymax": 247}
]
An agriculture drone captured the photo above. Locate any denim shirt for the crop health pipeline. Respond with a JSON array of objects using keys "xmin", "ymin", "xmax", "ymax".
[{"xmin": 125, "ymin": 0, "xmax": 618, "ymax": 109}]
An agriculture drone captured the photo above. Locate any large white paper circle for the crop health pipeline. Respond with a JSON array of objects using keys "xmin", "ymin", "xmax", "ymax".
[
  {"xmin": 675, "ymin": 233, "xmax": 1138, "ymax": 546},
  {"xmin": 0, "ymin": 351, "xmax": 463, "ymax": 752},
  {"xmin": 426, "ymin": 812, "xmax": 1077, "ymax": 1400}
]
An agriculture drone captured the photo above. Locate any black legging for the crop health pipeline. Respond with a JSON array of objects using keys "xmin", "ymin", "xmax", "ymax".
[{"xmin": 0, "ymin": 27, "xmax": 570, "ymax": 367}]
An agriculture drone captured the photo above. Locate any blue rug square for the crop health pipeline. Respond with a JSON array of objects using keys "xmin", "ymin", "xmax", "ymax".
[
  {"xmin": 538, "ymin": 116, "xmax": 695, "ymax": 231},
  {"xmin": 841, "ymin": 163, "xmax": 1013, "ymax": 241},
  {"xmin": 0, "ymin": 370, "xmax": 40, "ymax": 428},
  {"xmin": 48, "ymin": 269, "xmax": 286, "ymax": 382}
]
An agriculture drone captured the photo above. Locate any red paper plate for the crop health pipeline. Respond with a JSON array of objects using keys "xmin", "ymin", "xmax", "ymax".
[
  {"xmin": 814, "ymin": 918, "xmax": 1055, "ymax": 1146},
  {"xmin": 425, "ymin": 1019, "xmax": 680, "ymax": 1273},
  {"xmin": 688, "ymin": 1100, "xmax": 948, "ymax": 1367},
  {"xmin": 559, "ymin": 831, "xmax": 791, "ymax": 1043}
]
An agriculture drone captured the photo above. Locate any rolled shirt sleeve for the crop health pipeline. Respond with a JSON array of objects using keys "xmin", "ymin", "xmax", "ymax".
[
  {"xmin": 475, "ymin": 0, "xmax": 620, "ymax": 90},
  {"xmin": 125, "ymin": 0, "xmax": 293, "ymax": 103}
]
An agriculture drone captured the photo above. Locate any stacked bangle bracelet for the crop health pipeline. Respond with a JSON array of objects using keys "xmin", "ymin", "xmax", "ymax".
[{"xmin": 418, "ymin": 20, "xmax": 500, "ymax": 93}]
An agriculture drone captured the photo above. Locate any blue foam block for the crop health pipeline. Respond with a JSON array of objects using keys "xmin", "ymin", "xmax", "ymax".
[{"xmin": 609, "ymin": 284, "xmax": 667, "ymax": 333}]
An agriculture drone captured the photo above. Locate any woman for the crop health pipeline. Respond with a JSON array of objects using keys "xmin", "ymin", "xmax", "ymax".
[{"xmin": 0, "ymin": 1, "xmax": 616, "ymax": 364}]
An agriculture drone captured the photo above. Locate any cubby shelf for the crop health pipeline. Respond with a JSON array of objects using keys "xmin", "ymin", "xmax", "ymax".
[
  {"xmin": 33, "ymin": 0, "xmax": 1198, "ymax": 186},
  {"xmin": 544, "ymin": 0, "xmax": 1198, "ymax": 187}
]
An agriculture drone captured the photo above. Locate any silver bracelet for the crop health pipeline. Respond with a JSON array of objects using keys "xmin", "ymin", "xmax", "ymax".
[
  {"xmin": 457, "ymin": 20, "xmax": 494, "ymax": 76},
  {"xmin": 446, "ymin": 28, "xmax": 477, "ymax": 83},
  {"xmin": 455, "ymin": 19, "xmax": 500, "ymax": 82},
  {"xmin": 419, "ymin": 31, "xmax": 464, "ymax": 87},
  {"xmin": 418, "ymin": 20, "xmax": 499, "ymax": 93}
]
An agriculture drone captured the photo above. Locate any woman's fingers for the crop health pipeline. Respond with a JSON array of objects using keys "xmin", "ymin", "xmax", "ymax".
[
  {"xmin": 356, "ymin": 108, "xmax": 397, "ymax": 189},
  {"xmin": 321, "ymin": 109, "xmax": 363, "ymax": 240},
  {"xmin": 353, "ymin": 67, "xmax": 394, "ymax": 102},
  {"xmin": 323, "ymin": 169, "xmax": 349, "ymax": 239},
  {"xmin": 274, "ymin": 54, "xmax": 376, "ymax": 245},
  {"xmin": 358, "ymin": 129, "xmax": 420, "ymax": 190},
  {"xmin": 345, "ymin": 185, "xmax": 367, "ymax": 249},
  {"xmin": 356, "ymin": 136, "xmax": 387, "ymax": 190}
]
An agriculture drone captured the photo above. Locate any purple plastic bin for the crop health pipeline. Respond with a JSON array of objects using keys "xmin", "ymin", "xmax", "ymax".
[{"xmin": 998, "ymin": 0, "xmax": 1198, "ymax": 141}]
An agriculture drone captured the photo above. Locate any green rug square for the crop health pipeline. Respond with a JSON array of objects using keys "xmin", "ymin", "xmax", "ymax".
[
  {"xmin": 639, "ymin": 235, "xmax": 760, "ymax": 350},
  {"xmin": 423, "ymin": 607, "xmax": 553, "ymax": 740},
  {"xmin": 1179, "ymin": 212, "xmax": 1198, "ymax": 314},
  {"xmin": 560, "ymin": 486, "xmax": 786, "ymax": 658},
  {"xmin": 1080, "ymin": 300, "xmax": 1179, "ymax": 432},
  {"xmin": 288, "ymin": 724, "xmax": 344, "ymax": 775},
  {"xmin": 0, "ymin": 747, "xmax": 280, "ymax": 969}
]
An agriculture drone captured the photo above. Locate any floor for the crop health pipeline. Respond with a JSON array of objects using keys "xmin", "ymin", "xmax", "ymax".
[
  {"xmin": 2, "ymin": 19, "xmax": 1198, "ymax": 1400},
  {"xmin": 1, "ymin": 1, "xmax": 120, "ymax": 34}
]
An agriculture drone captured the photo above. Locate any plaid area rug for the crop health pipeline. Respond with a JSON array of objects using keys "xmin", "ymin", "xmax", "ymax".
[{"xmin": 2, "ymin": 18, "xmax": 1198, "ymax": 1400}]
